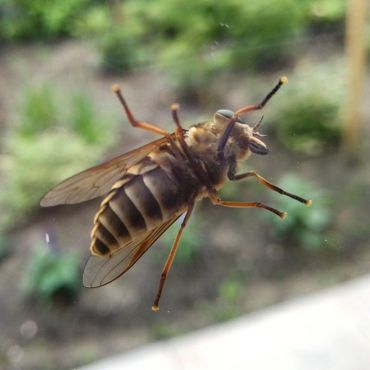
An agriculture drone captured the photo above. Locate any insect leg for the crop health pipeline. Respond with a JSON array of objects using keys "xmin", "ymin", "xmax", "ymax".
[
  {"xmin": 218, "ymin": 76, "xmax": 288, "ymax": 159},
  {"xmin": 152, "ymin": 203, "xmax": 195, "ymax": 312},
  {"xmin": 112, "ymin": 84, "xmax": 169, "ymax": 136},
  {"xmin": 228, "ymin": 167, "xmax": 312, "ymax": 206},
  {"xmin": 210, "ymin": 195, "xmax": 287, "ymax": 219},
  {"xmin": 236, "ymin": 76, "xmax": 288, "ymax": 116},
  {"xmin": 171, "ymin": 103, "xmax": 193, "ymax": 148}
]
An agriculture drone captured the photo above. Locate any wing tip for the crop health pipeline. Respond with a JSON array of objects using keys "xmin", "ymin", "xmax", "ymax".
[
  {"xmin": 82, "ymin": 268, "xmax": 94, "ymax": 288},
  {"xmin": 40, "ymin": 196, "xmax": 50, "ymax": 207},
  {"xmin": 40, "ymin": 194, "xmax": 59, "ymax": 207},
  {"xmin": 82, "ymin": 254, "xmax": 107, "ymax": 288}
]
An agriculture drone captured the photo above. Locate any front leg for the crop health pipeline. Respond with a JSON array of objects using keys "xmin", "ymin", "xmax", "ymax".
[
  {"xmin": 227, "ymin": 163, "xmax": 312, "ymax": 206},
  {"xmin": 112, "ymin": 84, "xmax": 169, "ymax": 137}
]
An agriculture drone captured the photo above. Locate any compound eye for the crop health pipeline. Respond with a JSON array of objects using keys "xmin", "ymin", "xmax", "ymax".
[
  {"xmin": 249, "ymin": 139, "xmax": 268, "ymax": 155},
  {"xmin": 216, "ymin": 109, "xmax": 245, "ymax": 124},
  {"xmin": 216, "ymin": 109, "xmax": 233, "ymax": 119}
]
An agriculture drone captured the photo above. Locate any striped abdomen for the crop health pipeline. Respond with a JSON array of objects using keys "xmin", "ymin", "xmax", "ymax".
[{"xmin": 90, "ymin": 149, "xmax": 201, "ymax": 257}]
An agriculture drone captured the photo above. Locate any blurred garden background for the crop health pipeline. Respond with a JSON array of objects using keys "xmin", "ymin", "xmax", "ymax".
[{"xmin": 0, "ymin": 0, "xmax": 369, "ymax": 369}]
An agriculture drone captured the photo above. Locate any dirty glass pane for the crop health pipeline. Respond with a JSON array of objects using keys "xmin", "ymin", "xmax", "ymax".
[{"xmin": 1, "ymin": 1, "xmax": 369, "ymax": 369}]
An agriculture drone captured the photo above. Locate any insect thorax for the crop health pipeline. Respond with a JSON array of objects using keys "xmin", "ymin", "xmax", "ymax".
[{"xmin": 185, "ymin": 120, "xmax": 252, "ymax": 187}]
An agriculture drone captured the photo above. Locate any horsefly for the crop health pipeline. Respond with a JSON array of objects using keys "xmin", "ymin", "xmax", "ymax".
[{"xmin": 41, "ymin": 76, "xmax": 312, "ymax": 311}]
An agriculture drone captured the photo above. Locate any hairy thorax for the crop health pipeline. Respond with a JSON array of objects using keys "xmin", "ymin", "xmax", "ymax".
[{"xmin": 185, "ymin": 120, "xmax": 252, "ymax": 189}]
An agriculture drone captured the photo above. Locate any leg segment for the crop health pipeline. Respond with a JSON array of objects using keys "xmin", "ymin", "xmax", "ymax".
[
  {"xmin": 235, "ymin": 76, "xmax": 288, "ymax": 116},
  {"xmin": 171, "ymin": 103, "xmax": 187, "ymax": 145},
  {"xmin": 228, "ymin": 169, "xmax": 312, "ymax": 206},
  {"xmin": 152, "ymin": 203, "xmax": 195, "ymax": 312},
  {"xmin": 210, "ymin": 195, "xmax": 287, "ymax": 219},
  {"xmin": 112, "ymin": 84, "xmax": 169, "ymax": 136}
]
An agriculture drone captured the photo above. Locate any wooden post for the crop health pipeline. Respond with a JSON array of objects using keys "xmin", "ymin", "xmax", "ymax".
[{"xmin": 343, "ymin": 0, "xmax": 368, "ymax": 156}]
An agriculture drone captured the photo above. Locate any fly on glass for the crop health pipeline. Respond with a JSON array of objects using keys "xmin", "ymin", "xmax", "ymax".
[{"xmin": 41, "ymin": 77, "xmax": 312, "ymax": 311}]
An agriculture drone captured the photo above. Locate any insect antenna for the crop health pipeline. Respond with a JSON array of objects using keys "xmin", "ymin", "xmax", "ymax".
[{"xmin": 252, "ymin": 115, "xmax": 267, "ymax": 137}]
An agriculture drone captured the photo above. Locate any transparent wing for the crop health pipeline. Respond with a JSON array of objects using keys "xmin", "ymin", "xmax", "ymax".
[
  {"xmin": 83, "ymin": 212, "xmax": 183, "ymax": 288},
  {"xmin": 40, "ymin": 136, "xmax": 171, "ymax": 207}
]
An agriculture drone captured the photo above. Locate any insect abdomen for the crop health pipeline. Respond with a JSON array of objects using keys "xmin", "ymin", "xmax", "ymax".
[{"xmin": 91, "ymin": 156, "xmax": 192, "ymax": 257}]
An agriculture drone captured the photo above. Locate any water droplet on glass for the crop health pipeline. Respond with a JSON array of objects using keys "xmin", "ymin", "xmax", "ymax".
[{"xmin": 20, "ymin": 319, "xmax": 38, "ymax": 339}]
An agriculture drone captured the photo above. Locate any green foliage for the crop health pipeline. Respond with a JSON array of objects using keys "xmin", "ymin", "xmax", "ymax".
[
  {"xmin": 202, "ymin": 275, "xmax": 245, "ymax": 323},
  {"xmin": 75, "ymin": 4, "xmax": 144, "ymax": 73},
  {"xmin": 219, "ymin": 275, "xmax": 243, "ymax": 302},
  {"xmin": 18, "ymin": 85, "xmax": 58, "ymax": 136},
  {"xmin": 266, "ymin": 174, "xmax": 333, "ymax": 251},
  {"xmin": 0, "ymin": 1, "xmax": 345, "ymax": 95},
  {"xmin": 76, "ymin": 0, "xmax": 309, "ymax": 89},
  {"xmin": 212, "ymin": 306, "xmax": 240, "ymax": 323},
  {"xmin": 22, "ymin": 245, "xmax": 81, "ymax": 304},
  {"xmin": 151, "ymin": 323, "xmax": 176, "ymax": 340},
  {"xmin": 0, "ymin": 85, "xmax": 116, "ymax": 229},
  {"xmin": 276, "ymin": 95, "xmax": 341, "ymax": 154},
  {"xmin": 273, "ymin": 63, "xmax": 344, "ymax": 154},
  {"xmin": 0, "ymin": 0, "xmax": 89, "ymax": 40},
  {"xmin": 208, "ymin": 300, "xmax": 241, "ymax": 323},
  {"xmin": 69, "ymin": 94, "xmax": 105, "ymax": 144},
  {"xmin": 304, "ymin": 0, "xmax": 346, "ymax": 28},
  {"xmin": 1, "ymin": 133, "xmax": 101, "ymax": 228}
]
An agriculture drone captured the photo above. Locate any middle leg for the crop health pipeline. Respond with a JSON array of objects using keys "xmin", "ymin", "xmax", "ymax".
[
  {"xmin": 210, "ymin": 194, "xmax": 287, "ymax": 219},
  {"xmin": 227, "ymin": 165, "xmax": 312, "ymax": 206}
]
